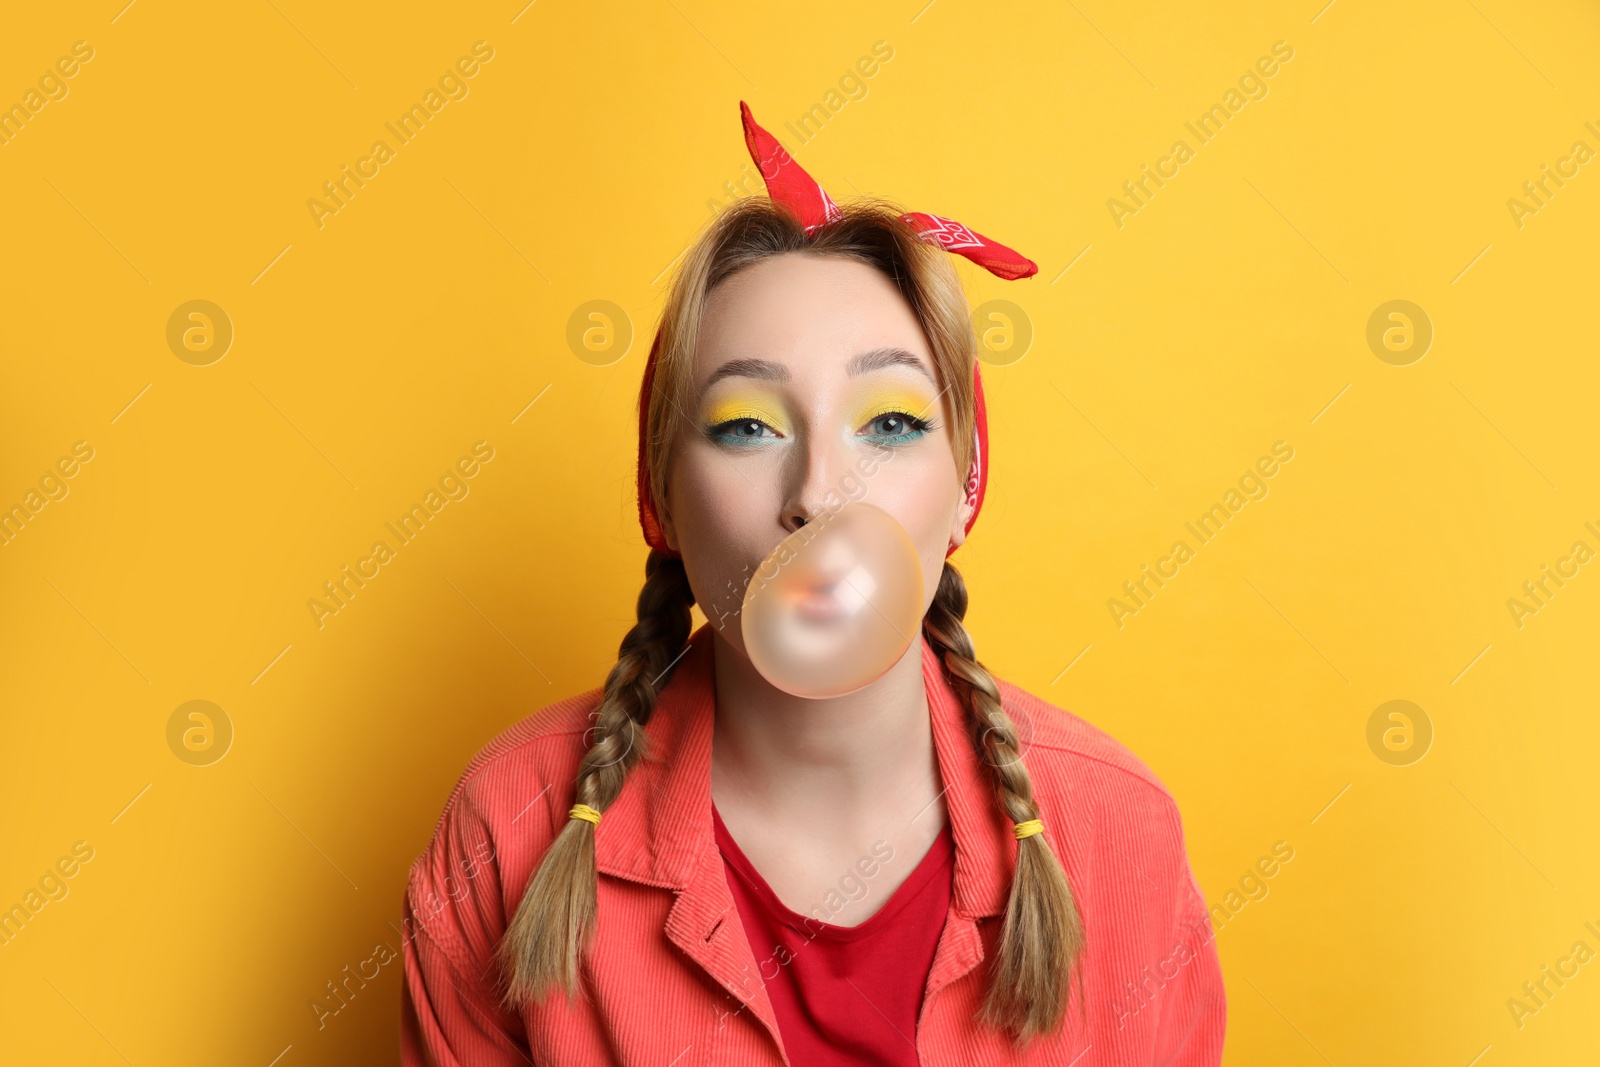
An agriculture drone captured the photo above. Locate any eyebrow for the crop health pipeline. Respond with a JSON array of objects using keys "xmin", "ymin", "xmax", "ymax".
[{"xmin": 701, "ymin": 347, "xmax": 936, "ymax": 391}]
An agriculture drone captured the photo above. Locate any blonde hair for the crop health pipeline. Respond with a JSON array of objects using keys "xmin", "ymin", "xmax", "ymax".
[{"xmin": 496, "ymin": 196, "xmax": 1085, "ymax": 1043}]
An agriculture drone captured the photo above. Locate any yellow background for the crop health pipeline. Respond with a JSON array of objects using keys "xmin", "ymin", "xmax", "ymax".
[{"xmin": 2, "ymin": 0, "xmax": 1597, "ymax": 1062}]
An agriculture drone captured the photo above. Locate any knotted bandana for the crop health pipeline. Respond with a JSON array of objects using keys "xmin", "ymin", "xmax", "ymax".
[{"xmin": 636, "ymin": 100, "xmax": 1038, "ymax": 560}]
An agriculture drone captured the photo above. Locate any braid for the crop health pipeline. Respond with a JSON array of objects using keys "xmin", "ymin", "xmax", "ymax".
[
  {"xmin": 922, "ymin": 560, "xmax": 1086, "ymax": 1044},
  {"xmin": 496, "ymin": 548, "xmax": 695, "ymax": 1006}
]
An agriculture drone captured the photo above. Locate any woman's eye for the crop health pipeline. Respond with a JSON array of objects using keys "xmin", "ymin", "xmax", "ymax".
[
  {"xmin": 863, "ymin": 412, "xmax": 932, "ymax": 442},
  {"xmin": 708, "ymin": 418, "xmax": 781, "ymax": 445}
]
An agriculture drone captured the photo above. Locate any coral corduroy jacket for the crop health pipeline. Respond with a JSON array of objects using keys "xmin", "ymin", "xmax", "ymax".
[{"xmin": 400, "ymin": 622, "xmax": 1225, "ymax": 1065}]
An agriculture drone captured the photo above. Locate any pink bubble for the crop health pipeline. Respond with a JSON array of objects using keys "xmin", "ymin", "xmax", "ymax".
[{"xmin": 741, "ymin": 501, "xmax": 924, "ymax": 698}]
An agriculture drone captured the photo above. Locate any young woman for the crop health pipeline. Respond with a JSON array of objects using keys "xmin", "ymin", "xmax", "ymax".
[{"xmin": 400, "ymin": 103, "xmax": 1225, "ymax": 1065}]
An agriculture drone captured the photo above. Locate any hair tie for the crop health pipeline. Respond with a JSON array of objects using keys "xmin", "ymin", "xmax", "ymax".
[
  {"xmin": 568, "ymin": 803, "xmax": 602, "ymax": 827},
  {"xmin": 1012, "ymin": 818, "xmax": 1044, "ymax": 840}
]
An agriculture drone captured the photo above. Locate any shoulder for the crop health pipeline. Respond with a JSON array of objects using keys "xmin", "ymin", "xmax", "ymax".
[
  {"xmin": 403, "ymin": 687, "xmax": 604, "ymax": 959},
  {"xmin": 992, "ymin": 674, "xmax": 1195, "ymax": 872},
  {"xmin": 995, "ymin": 675, "xmax": 1176, "ymax": 807},
  {"xmin": 423, "ymin": 685, "xmax": 604, "ymax": 841}
]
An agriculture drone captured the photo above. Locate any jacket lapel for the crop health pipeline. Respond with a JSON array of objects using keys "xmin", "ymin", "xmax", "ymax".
[
  {"xmin": 593, "ymin": 623, "xmax": 788, "ymax": 1058},
  {"xmin": 919, "ymin": 632, "xmax": 1015, "ymax": 1005}
]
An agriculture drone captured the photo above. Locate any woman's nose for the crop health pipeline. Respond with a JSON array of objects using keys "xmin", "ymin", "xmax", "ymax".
[{"xmin": 778, "ymin": 426, "xmax": 855, "ymax": 538}]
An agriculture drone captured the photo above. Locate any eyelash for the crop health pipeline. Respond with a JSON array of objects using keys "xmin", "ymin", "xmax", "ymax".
[{"xmin": 705, "ymin": 411, "xmax": 939, "ymax": 447}]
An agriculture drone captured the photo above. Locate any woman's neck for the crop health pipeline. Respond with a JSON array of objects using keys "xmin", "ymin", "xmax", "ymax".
[{"xmin": 706, "ymin": 625, "xmax": 943, "ymax": 830}]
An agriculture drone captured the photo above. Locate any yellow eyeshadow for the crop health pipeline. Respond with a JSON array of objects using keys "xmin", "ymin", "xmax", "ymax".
[
  {"xmin": 703, "ymin": 395, "xmax": 790, "ymax": 432},
  {"xmin": 855, "ymin": 386, "xmax": 938, "ymax": 425}
]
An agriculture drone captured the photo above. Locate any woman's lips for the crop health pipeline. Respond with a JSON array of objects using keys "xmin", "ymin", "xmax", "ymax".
[
  {"xmin": 792, "ymin": 578, "xmax": 847, "ymax": 622},
  {"xmin": 789, "ymin": 563, "xmax": 875, "ymax": 623}
]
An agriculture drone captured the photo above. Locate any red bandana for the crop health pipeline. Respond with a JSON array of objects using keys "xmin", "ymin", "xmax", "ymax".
[{"xmin": 636, "ymin": 100, "xmax": 1037, "ymax": 560}]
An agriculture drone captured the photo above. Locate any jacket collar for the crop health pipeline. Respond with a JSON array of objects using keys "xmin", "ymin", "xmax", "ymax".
[{"xmin": 593, "ymin": 620, "xmax": 1014, "ymax": 920}]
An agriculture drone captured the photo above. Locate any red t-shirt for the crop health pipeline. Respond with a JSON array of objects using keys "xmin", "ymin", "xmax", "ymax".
[{"xmin": 711, "ymin": 802, "xmax": 955, "ymax": 1064}]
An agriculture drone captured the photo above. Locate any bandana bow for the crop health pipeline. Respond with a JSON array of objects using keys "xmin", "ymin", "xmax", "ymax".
[{"xmin": 636, "ymin": 100, "xmax": 1037, "ymax": 560}]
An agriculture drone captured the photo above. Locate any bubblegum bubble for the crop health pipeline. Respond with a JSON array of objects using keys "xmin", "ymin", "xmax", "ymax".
[{"xmin": 741, "ymin": 501, "xmax": 925, "ymax": 698}]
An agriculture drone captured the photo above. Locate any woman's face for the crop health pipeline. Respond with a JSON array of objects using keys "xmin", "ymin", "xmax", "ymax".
[{"xmin": 660, "ymin": 252, "xmax": 973, "ymax": 651}]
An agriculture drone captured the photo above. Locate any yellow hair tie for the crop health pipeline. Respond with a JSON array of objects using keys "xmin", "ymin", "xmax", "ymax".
[
  {"xmin": 1012, "ymin": 818, "xmax": 1044, "ymax": 840},
  {"xmin": 568, "ymin": 803, "xmax": 602, "ymax": 826}
]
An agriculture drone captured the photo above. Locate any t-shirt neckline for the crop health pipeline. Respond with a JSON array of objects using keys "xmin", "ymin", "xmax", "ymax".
[{"xmin": 710, "ymin": 801, "xmax": 955, "ymax": 943}]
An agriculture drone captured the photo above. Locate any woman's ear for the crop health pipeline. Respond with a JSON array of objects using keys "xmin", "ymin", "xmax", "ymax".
[
  {"xmin": 948, "ymin": 481, "xmax": 975, "ymax": 551},
  {"xmin": 660, "ymin": 503, "xmax": 680, "ymax": 553}
]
